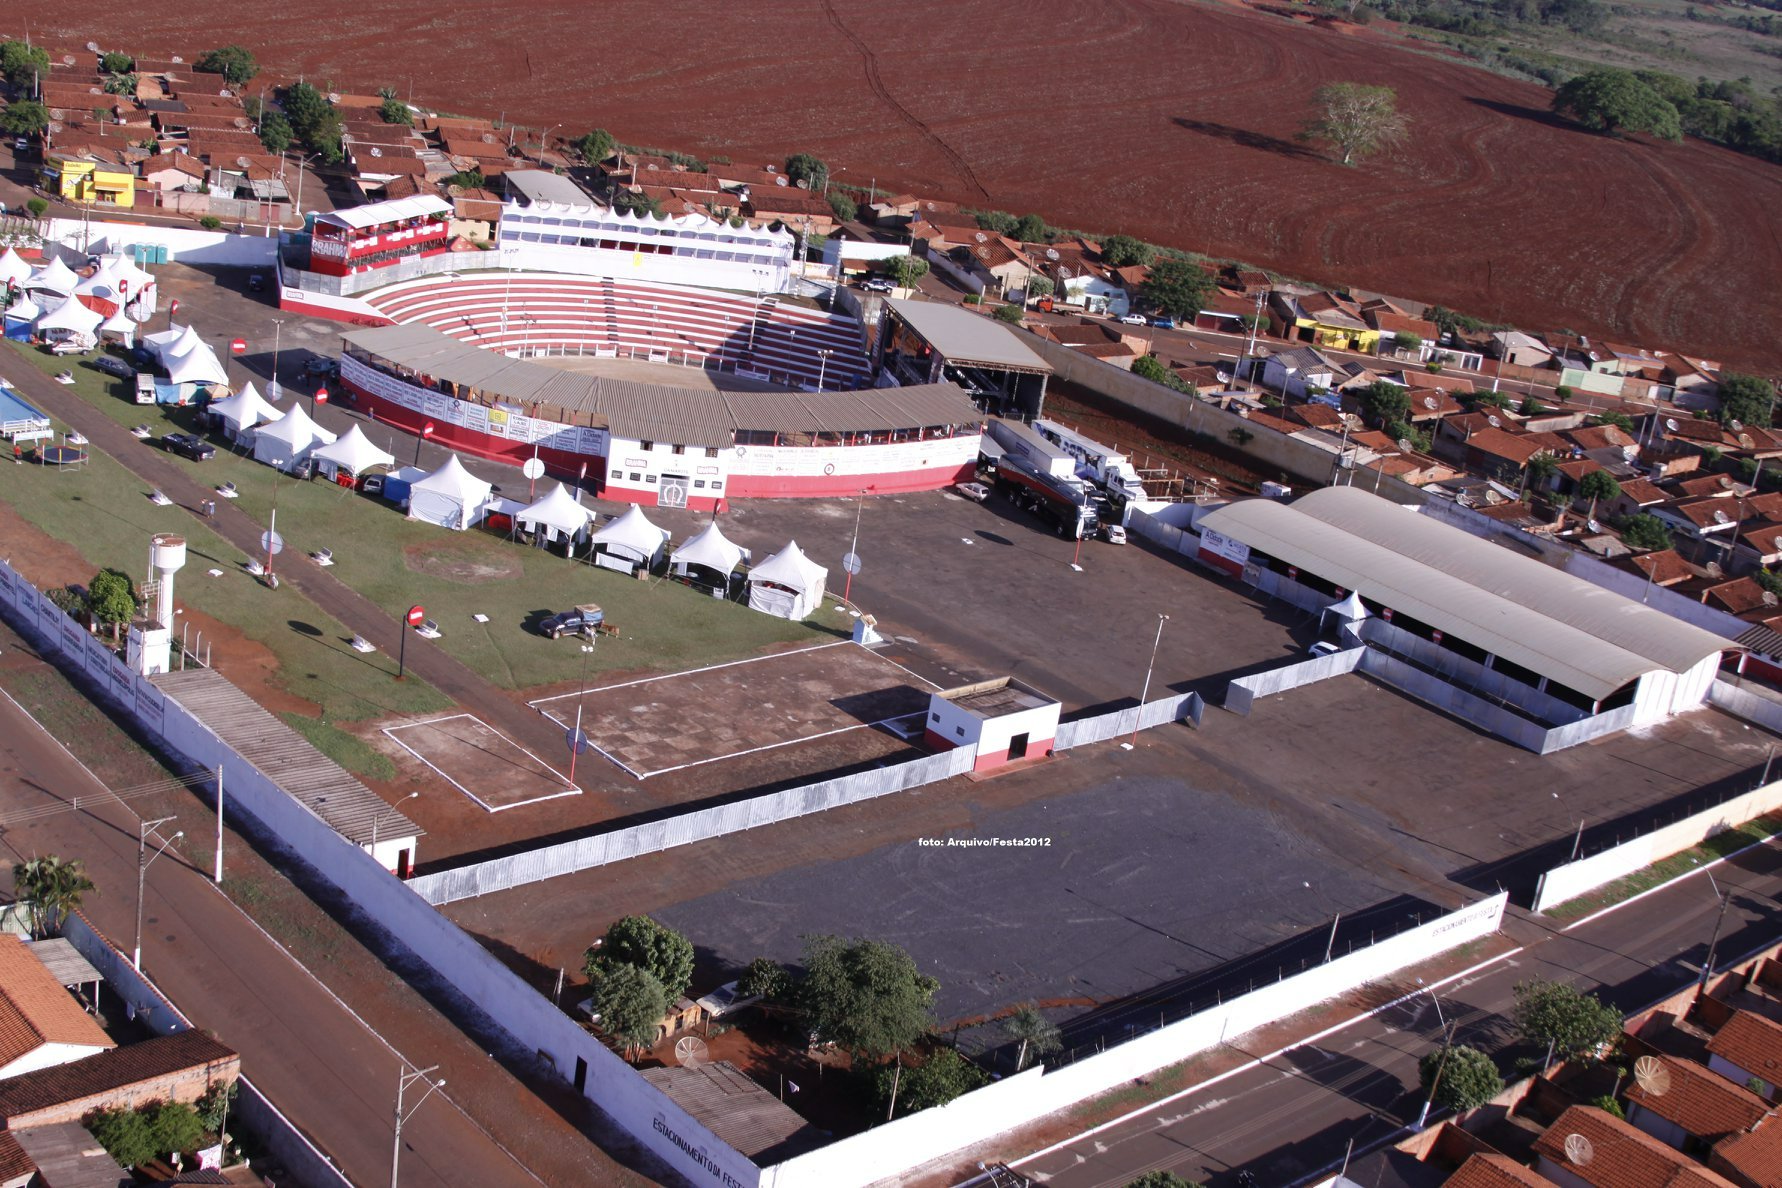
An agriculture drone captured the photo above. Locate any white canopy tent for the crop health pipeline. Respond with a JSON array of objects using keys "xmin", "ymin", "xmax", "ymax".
[
  {"xmin": 670, "ymin": 521, "xmax": 748, "ymax": 587},
  {"xmin": 0, "ymin": 248, "xmax": 31, "ymax": 290},
  {"xmin": 74, "ymin": 260, "xmax": 123, "ymax": 304},
  {"xmin": 207, "ymin": 382, "xmax": 279, "ymax": 440},
  {"xmin": 34, "ymin": 295, "xmax": 103, "ymax": 342},
  {"xmin": 98, "ymin": 305, "xmax": 137, "ymax": 346},
  {"xmin": 2, "ymin": 296, "xmax": 39, "ymax": 324},
  {"xmin": 747, "ymin": 540, "xmax": 828, "ymax": 620},
  {"xmin": 406, "ymin": 454, "xmax": 493, "ymax": 531},
  {"xmin": 588, "ymin": 504, "xmax": 668, "ymax": 571},
  {"xmin": 252, "ymin": 403, "xmax": 337, "ymax": 471},
  {"xmin": 23, "ymin": 257, "xmax": 77, "ymax": 296},
  {"xmin": 143, "ymin": 323, "xmax": 193, "ymax": 359},
  {"xmin": 109, "ymin": 255, "xmax": 157, "ymax": 316},
  {"xmin": 164, "ymin": 340, "xmax": 230, "ymax": 388},
  {"xmin": 515, "ymin": 483, "xmax": 593, "ymax": 544},
  {"xmin": 309, "ymin": 424, "xmax": 396, "ymax": 478}
]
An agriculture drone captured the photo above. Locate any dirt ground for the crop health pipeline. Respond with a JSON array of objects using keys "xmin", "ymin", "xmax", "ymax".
[
  {"xmin": 381, "ymin": 712, "xmax": 576, "ymax": 811},
  {"xmin": 29, "ymin": 0, "xmax": 1782, "ymax": 369}
]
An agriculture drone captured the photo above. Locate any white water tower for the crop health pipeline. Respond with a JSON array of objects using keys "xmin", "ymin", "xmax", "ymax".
[{"xmin": 127, "ymin": 533, "xmax": 186, "ymax": 676}]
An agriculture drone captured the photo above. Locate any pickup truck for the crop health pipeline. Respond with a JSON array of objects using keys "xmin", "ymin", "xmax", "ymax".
[{"xmin": 539, "ymin": 603, "xmax": 605, "ymax": 639}]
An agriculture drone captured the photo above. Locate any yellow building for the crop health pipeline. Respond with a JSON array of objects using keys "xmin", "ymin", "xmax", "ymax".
[
  {"xmin": 1271, "ymin": 290, "xmax": 1379, "ymax": 353},
  {"xmin": 41, "ymin": 153, "xmax": 135, "ymax": 208}
]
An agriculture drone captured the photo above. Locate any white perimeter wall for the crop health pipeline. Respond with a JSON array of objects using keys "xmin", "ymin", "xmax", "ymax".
[
  {"xmin": 763, "ymin": 893, "xmax": 1507, "ymax": 1188},
  {"xmin": 48, "ymin": 219, "xmax": 279, "ymax": 266},
  {"xmin": 730, "ymin": 435, "xmax": 980, "ymax": 482}
]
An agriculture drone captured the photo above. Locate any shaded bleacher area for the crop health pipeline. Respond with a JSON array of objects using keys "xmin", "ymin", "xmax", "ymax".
[{"xmin": 362, "ymin": 273, "xmax": 872, "ymax": 391}]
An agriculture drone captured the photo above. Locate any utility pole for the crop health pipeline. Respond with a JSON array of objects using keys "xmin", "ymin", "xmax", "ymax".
[
  {"xmin": 390, "ymin": 1063, "xmax": 446, "ymax": 1188},
  {"xmin": 134, "ymin": 816, "xmax": 182, "ymax": 970},
  {"xmin": 1699, "ymin": 873, "xmax": 1732, "ymax": 995},
  {"xmin": 1130, "ymin": 613, "xmax": 1169, "ymax": 745},
  {"xmin": 1416, "ymin": 1020, "xmax": 1460, "ymax": 1129},
  {"xmin": 213, "ymin": 764, "xmax": 224, "ymax": 884}
]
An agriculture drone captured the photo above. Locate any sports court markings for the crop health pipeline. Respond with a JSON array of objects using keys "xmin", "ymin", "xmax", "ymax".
[
  {"xmin": 524, "ymin": 640, "xmax": 852, "ymax": 707},
  {"xmin": 383, "ymin": 713, "xmax": 580, "ymax": 812}
]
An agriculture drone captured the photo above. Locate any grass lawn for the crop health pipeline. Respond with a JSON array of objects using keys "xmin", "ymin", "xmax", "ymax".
[
  {"xmin": 1545, "ymin": 812, "xmax": 1782, "ymax": 924},
  {"xmin": 5, "ymin": 341, "xmax": 837, "ymax": 693}
]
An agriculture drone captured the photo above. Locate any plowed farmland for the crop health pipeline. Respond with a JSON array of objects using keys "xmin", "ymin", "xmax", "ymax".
[{"xmin": 33, "ymin": 0, "xmax": 1782, "ymax": 367}]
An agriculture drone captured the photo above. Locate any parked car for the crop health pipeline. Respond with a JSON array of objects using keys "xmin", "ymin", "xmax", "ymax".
[
  {"xmin": 1152, "ymin": 317, "xmax": 1176, "ymax": 330},
  {"xmin": 91, "ymin": 356, "xmax": 135, "ymax": 379},
  {"xmin": 539, "ymin": 603, "xmax": 604, "ymax": 639},
  {"xmin": 1119, "ymin": 313, "xmax": 1148, "ymax": 326},
  {"xmin": 161, "ymin": 433, "xmax": 215, "ymax": 461},
  {"xmin": 695, "ymin": 981, "xmax": 764, "ymax": 1020},
  {"xmin": 1308, "ymin": 640, "xmax": 1342, "ymax": 658},
  {"xmin": 861, "ymin": 277, "xmax": 895, "ymax": 293},
  {"xmin": 954, "ymin": 480, "xmax": 991, "ymax": 503},
  {"xmin": 247, "ymin": 273, "xmax": 266, "ymax": 292},
  {"xmin": 1100, "ymin": 523, "xmax": 1127, "ymax": 545}
]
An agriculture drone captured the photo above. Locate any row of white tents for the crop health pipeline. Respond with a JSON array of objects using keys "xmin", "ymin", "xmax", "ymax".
[{"xmin": 1, "ymin": 248, "xmax": 159, "ymax": 351}]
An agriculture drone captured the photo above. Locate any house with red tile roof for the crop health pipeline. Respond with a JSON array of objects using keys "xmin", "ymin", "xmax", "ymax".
[
  {"xmin": 0, "ymin": 938, "xmax": 112, "ymax": 1082},
  {"xmin": 1708, "ymin": 1011, "xmax": 1782, "ymax": 1098},
  {"xmin": 1446, "ymin": 1152, "xmax": 1562, "ymax": 1188},
  {"xmin": 1532, "ymin": 1105, "xmax": 1740, "ymax": 1188},
  {"xmin": 1711, "ymin": 1111, "xmax": 1782, "ymax": 1187},
  {"xmin": 1624, "ymin": 1052, "xmax": 1771, "ymax": 1150}
]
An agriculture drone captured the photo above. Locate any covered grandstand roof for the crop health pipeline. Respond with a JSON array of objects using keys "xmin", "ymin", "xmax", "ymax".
[
  {"xmin": 314, "ymin": 194, "xmax": 451, "ymax": 231},
  {"xmin": 1198, "ymin": 486, "xmax": 1731, "ymax": 701},
  {"xmin": 883, "ymin": 298, "xmax": 1052, "ymax": 374},
  {"xmin": 340, "ymin": 323, "xmax": 979, "ymax": 448}
]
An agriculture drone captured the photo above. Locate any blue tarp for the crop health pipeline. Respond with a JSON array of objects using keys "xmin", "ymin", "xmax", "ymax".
[
  {"xmin": 2, "ymin": 317, "xmax": 30, "ymax": 342},
  {"xmin": 155, "ymin": 379, "xmax": 196, "ymax": 406}
]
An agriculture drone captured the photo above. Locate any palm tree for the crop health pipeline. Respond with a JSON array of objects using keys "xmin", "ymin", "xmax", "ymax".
[
  {"xmin": 12, "ymin": 856, "xmax": 95, "ymax": 939},
  {"xmin": 1002, "ymin": 1003, "xmax": 1062, "ymax": 1071}
]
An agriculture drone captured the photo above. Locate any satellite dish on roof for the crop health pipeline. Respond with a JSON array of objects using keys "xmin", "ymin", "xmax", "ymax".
[
  {"xmin": 327, "ymin": 92, "xmax": 342, "ymax": 104},
  {"xmin": 774, "ymin": 174, "xmax": 788, "ymax": 186},
  {"xmin": 1632, "ymin": 1057, "xmax": 1671, "ymax": 1097},
  {"xmin": 219, "ymin": 88, "xmax": 233, "ymax": 98},
  {"xmin": 1740, "ymin": 434, "xmax": 1755, "ymax": 448},
  {"xmin": 86, "ymin": 86, "xmax": 103, "ymax": 96},
  {"xmin": 1666, "ymin": 417, "xmax": 1680, "ymax": 432},
  {"xmin": 1707, "ymin": 561, "xmax": 1725, "ymax": 578},
  {"xmin": 48, "ymin": 122, "xmax": 63, "ymax": 135},
  {"xmin": 1564, "ymin": 1135, "xmax": 1595, "ymax": 1167},
  {"xmin": 369, "ymin": 146, "xmax": 383, "ymax": 157},
  {"xmin": 1731, "ymin": 419, "xmax": 1745, "ymax": 432},
  {"xmin": 233, "ymin": 116, "xmax": 251, "ymax": 129},
  {"xmin": 766, "ymin": 164, "xmax": 777, "ymax": 172},
  {"xmin": 975, "ymin": 231, "xmax": 988, "ymax": 243},
  {"xmin": 1766, "ymin": 592, "xmax": 1779, "ymax": 609},
  {"xmin": 1423, "ymin": 396, "xmax": 1437, "ymax": 409},
  {"xmin": 48, "ymin": 108, "xmax": 66, "ymax": 122},
  {"xmin": 447, "ymin": 183, "xmax": 465, "ymax": 197},
  {"xmin": 1715, "ymin": 509, "xmax": 1731, "ymax": 524},
  {"xmin": 1487, "ymin": 414, "xmax": 1501, "ymax": 428},
  {"xmin": 795, "ymin": 177, "xmax": 810, "ymax": 189},
  {"xmin": 1046, "ymin": 247, "xmax": 1060, "ymax": 261},
  {"xmin": 1397, "ymin": 438, "xmax": 1414, "ymax": 452},
  {"xmin": 85, "ymin": 41, "xmax": 100, "ymax": 52},
  {"xmin": 674, "ymin": 1036, "xmax": 709, "ymax": 1068},
  {"xmin": 61, "ymin": 54, "xmax": 75, "ymax": 65},
  {"xmin": 1588, "ymin": 519, "xmax": 1601, "ymax": 533},
  {"xmin": 481, "ymin": 131, "xmax": 495, "ymax": 143},
  {"xmin": 171, "ymin": 54, "xmax": 184, "ymax": 63},
  {"xmin": 235, "ymin": 155, "xmax": 251, "ymax": 168}
]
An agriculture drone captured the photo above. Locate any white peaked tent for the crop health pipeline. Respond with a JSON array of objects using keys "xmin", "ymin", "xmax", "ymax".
[
  {"xmin": 24, "ymin": 256, "xmax": 77, "ymax": 296},
  {"xmin": 309, "ymin": 424, "xmax": 396, "ymax": 477},
  {"xmin": 747, "ymin": 540, "xmax": 828, "ymax": 620},
  {"xmin": 0, "ymin": 248, "xmax": 31, "ymax": 289},
  {"xmin": 589, "ymin": 504, "xmax": 668, "ymax": 569},
  {"xmin": 406, "ymin": 454, "xmax": 493, "ymax": 531},
  {"xmin": 110, "ymin": 255, "xmax": 157, "ymax": 317},
  {"xmin": 143, "ymin": 322, "xmax": 192, "ymax": 360},
  {"xmin": 252, "ymin": 403, "xmax": 338, "ymax": 471},
  {"xmin": 74, "ymin": 260, "xmax": 122, "ymax": 303},
  {"xmin": 516, "ymin": 483, "xmax": 593, "ymax": 543},
  {"xmin": 2, "ymin": 296, "xmax": 39, "ymax": 324},
  {"xmin": 165, "ymin": 340, "xmax": 229, "ymax": 388},
  {"xmin": 670, "ymin": 521, "xmax": 747, "ymax": 584},
  {"xmin": 98, "ymin": 305, "xmax": 137, "ymax": 346},
  {"xmin": 207, "ymin": 382, "xmax": 279, "ymax": 440},
  {"xmin": 35, "ymin": 295, "xmax": 104, "ymax": 339}
]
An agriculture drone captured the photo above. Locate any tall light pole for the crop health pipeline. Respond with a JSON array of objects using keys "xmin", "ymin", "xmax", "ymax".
[
  {"xmin": 816, "ymin": 349, "xmax": 832, "ymax": 391},
  {"xmin": 1552, "ymin": 791, "xmax": 1584, "ymax": 862},
  {"xmin": 134, "ymin": 816, "xmax": 183, "ymax": 970},
  {"xmin": 268, "ymin": 317, "xmax": 286, "ymax": 401},
  {"xmin": 1131, "ymin": 613, "xmax": 1169, "ymax": 745},
  {"xmin": 390, "ymin": 1062, "xmax": 446, "ymax": 1188},
  {"xmin": 371, "ymin": 792, "xmax": 420, "ymax": 852},
  {"xmin": 568, "ymin": 642, "xmax": 595, "ymax": 785},
  {"xmin": 1700, "ymin": 872, "xmax": 1732, "ymax": 995},
  {"xmin": 1415, "ymin": 1019, "xmax": 1460, "ymax": 1129}
]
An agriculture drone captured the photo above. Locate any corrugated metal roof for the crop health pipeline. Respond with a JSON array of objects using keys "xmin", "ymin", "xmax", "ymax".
[
  {"xmin": 639, "ymin": 1061, "xmax": 821, "ymax": 1160},
  {"xmin": 342, "ymin": 325, "xmax": 979, "ymax": 447},
  {"xmin": 151, "ymin": 669, "xmax": 421, "ymax": 846},
  {"xmin": 315, "ymin": 194, "xmax": 451, "ymax": 231},
  {"xmin": 1199, "ymin": 489, "xmax": 1730, "ymax": 700},
  {"xmin": 882, "ymin": 298, "xmax": 1052, "ymax": 374},
  {"xmin": 503, "ymin": 169, "xmax": 598, "ymax": 210}
]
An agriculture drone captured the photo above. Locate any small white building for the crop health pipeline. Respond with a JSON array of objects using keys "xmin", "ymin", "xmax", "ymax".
[{"xmin": 923, "ymin": 677, "xmax": 1060, "ymax": 771}]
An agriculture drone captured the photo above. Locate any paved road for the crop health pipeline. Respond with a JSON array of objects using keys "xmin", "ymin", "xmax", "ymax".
[
  {"xmin": 0, "ymin": 683, "xmax": 543, "ymax": 1187},
  {"xmin": 0, "ymin": 351, "xmax": 580, "ymax": 782},
  {"xmin": 1013, "ymin": 841, "xmax": 1782, "ymax": 1187}
]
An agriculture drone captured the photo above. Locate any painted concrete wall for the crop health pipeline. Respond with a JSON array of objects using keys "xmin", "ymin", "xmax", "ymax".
[{"xmin": 48, "ymin": 219, "xmax": 279, "ymax": 266}]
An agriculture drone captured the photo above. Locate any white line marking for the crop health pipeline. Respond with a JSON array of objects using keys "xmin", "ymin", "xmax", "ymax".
[
  {"xmin": 1561, "ymin": 831, "xmax": 1782, "ymax": 931},
  {"xmin": 382, "ymin": 716, "xmax": 579, "ymax": 811},
  {"xmin": 525, "ymin": 640, "xmax": 848, "ymax": 706}
]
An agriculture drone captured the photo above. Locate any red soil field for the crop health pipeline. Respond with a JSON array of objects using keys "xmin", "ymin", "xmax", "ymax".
[{"xmin": 28, "ymin": 0, "xmax": 1782, "ymax": 369}]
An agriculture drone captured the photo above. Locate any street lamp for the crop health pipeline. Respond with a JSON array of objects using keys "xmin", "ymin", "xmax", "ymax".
[
  {"xmin": 568, "ymin": 642, "xmax": 595, "ymax": 785},
  {"xmin": 1415, "ymin": 1019, "xmax": 1460, "ymax": 1129},
  {"xmin": 290, "ymin": 152, "xmax": 318, "ymax": 226},
  {"xmin": 816, "ymin": 349, "xmax": 832, "ymax": 391},
  {"xmin": 371, "ymin": 792, "xmax": 420, "ymax": 851},
  {"xmin": 1130, "ymin": 613, "xmax": 1169, "ymax": 745},
  {"xmin": 390, "ymin": 1062, "xmax": 447, "ymax": 1188},
  {"xmin": 134, "ymin": 816, "xmax": 183, "ymax": 970},
  {"xmin": 1699, "ymin": 872, "xmax": 1732, "ymax": 995},
  {"xmin": 1552, "ymin": 792, "xmax": 1584, "ymax": 862},
  {"xmin": 268, "ymin": 318, "xmax": 286, "ymax": 400}
]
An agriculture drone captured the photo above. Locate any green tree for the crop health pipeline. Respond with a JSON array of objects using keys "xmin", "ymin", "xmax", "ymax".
[
  {"xmin": 1125, "ymin": 1174, "xmax": 1206, "ymax": 1188},
  {"xmin": 1300, "ymin": 82, "xmax": 1410, "ymax": 165},
  {"xmin": 737, "ymin": 957, "xmax": 791, "ymax": 1002},
  {"xmin": 784, "ymin": 152, "xmax": 828, "ymax": 192},
  {"xmin": 1138, "ymin": 258, "xmax": 1216, "ymax": 322},
  {"xmin": 281, "ymin": 82, "xmax": 342, "ymax": 162},
  {"xmin": 1719, "ymin": 373, "xmax": 1777, "ymax": 428},
  {"xmin": 378, "ymin": 96, "xmax": 412, "ymax": 126},
  {"xmin": 26, "ymin": 198, "xmax": 46, "ymax": 219},
  {"xmin": 1522, "ymin": 451, "xmax": 1559, "ymax": 497},
  {"xmin": 86, "ymin": 568, "xmax": 138, "ymax": 641},
  {"xmin": 1002, "ymin": 1004, "xmax": 1062, "ymax": 1071},
  {"xmin": 100, "ymin": 52, "xmax": 134, "ymax": 75},
  {"xmin": 1513, "ymin": 978, "xmax": 1621, "ymax": 1062},
  {"xmin": 445, "ymin": 169, "xmax": 485, "ymax": 190},
  {"xmin": 575, "ymin": 129, "xmax": 615, "ymax": 165},
  {"xmin": 1359, "ymin": 380, "xmax": 1412, "ymax": 428},
  {"xmin": 194, "ymin": 45, "xmax": 258, "ymax": 87},
  {"xmin": 1133, "ymin": 354, "xmax": 1173, "ymax": 386},
  {"xmin": 1392, "ymin": 330, "xmax": 1422, "ymax": 352},
  {"xmin": 1011, "ymin": 213, "xmax": 1049, "ymax": 243},
  {"xmin": 1101, "ymin": 235, "xmax": 1154, "ymax": 268},
  {"xmin": 1552, "ymin": 69, "xmax": 1682, "ymax": 141},
  {"xmin": 144, "ymin": 1101, "xmax": 203, "ymax": 1157},
  {"xmin": 88, "ymin": 1108, "xmax": 156, "ymax": 1168},
  {"xmin": 12, "ymin": 855, "xmax": 94, "ymax": 939},
  {"xmin": 0, "ymin": 42, "xmax": 51, "ymax": 88},
  {"xmin": 889, "ymin": 255, "xmax": 929, "ymax": 289},
  {"xmin": 827, "ymin": 190, "xmax": 857, "ymax": 223},
  {"xmin": 1026, "ymin": 275, "xmax": 1054, "ymax": 299},
  {"xmin": 1594, "ymin": 410, "xmax": 1634, "ymax": 432},
  {"xmin": 1577, "ymin": 470, "xmax": 1621, "ymax": 520},
  {"xmin": 611, "ymin": 189, "xmax": 664, "ymax": 218},
  {"xmin": 1418, "ymin": 1044, "xmax": 1504, "ymax": 1112},
  {"xmin": 0, "ymin": 100, "xmax": 48, "ymax": 137},
  {"xmin": 1619, "ymin": 514, "xmax": 1672, "ymax": 552},
  {"xmin": 590, "ymin": 964, "xmax": 666, "ymax": 1059},
  {"xmin": 1522, "ymin": 395, "xmax": 1548, "ymax": 416},
  {"xmin": 257, "ymin": 112, "xmax": 293, "ymax": 156},
  {"xmin": 993, "ymin": 303, "xmax": 1024, "ymax": 324},
  {"xmin": 102, "ymin": 73, "xmax": 137, "ymax": 96},
  {"xmin": 587, "ymin": 915, "xmax": 695, "ymax": 1000},
  {"xmin": 975, "ymin": 210, "xmax": 1018, "ymax": 234},
  {"xmin": 874, "ymin": 1048, "xmax": 989, "ymax": 1117},
  {"xmin": 798, "ymin": 934, "xmax": 937, "ymax": 1062},
  {"xmin": 195, "ymin": 1081, "xmax": 236, "ymax": 1133}
]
